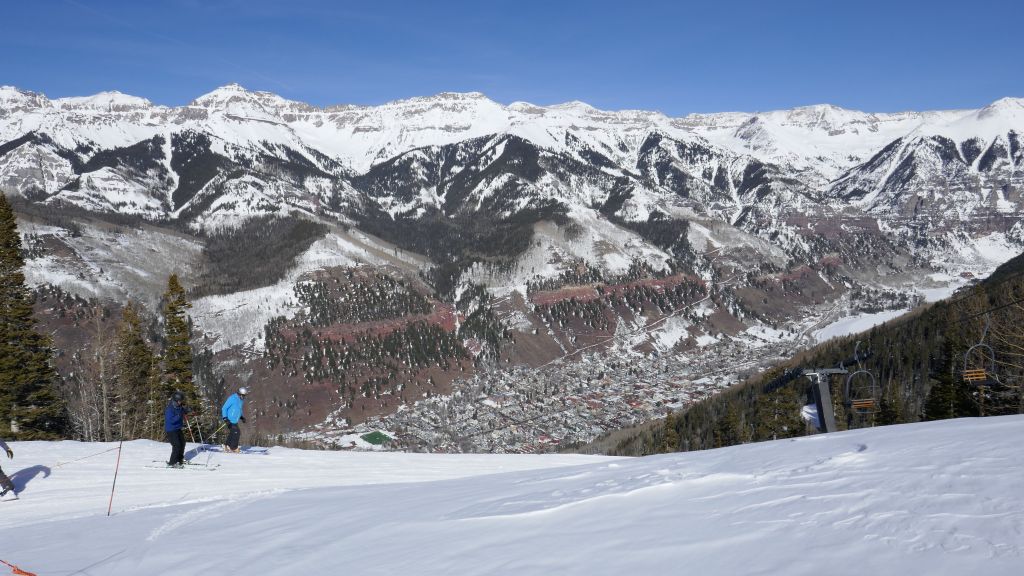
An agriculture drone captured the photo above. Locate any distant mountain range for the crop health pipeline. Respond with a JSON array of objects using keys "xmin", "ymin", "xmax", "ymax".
[
  {"xmin": 2, "ymin": 84, "xmax": 1020, "ymax": 224},
  {"xmin": 2, "ymin": 84, "xmax": 1022, "ymax": 442}
]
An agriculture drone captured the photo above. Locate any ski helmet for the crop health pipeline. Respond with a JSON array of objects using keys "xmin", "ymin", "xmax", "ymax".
[
  {"xmin": 171, "ymin": 391, "xmax": 185, "ymax": 402},
  {"xmin": 238, "ymin": 386, "xmax": 249, "ymax": 396}
]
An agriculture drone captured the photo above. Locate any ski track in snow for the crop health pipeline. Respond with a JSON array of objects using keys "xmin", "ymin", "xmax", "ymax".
[{"xmin": 0, "ymin": 418, "xmax": 1022, "ymax": 575}]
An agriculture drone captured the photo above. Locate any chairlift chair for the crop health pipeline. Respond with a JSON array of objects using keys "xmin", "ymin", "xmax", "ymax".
[
  {"xmin": 961, "ymin": 313, "xmax": 998, "ymax": 388},
  {"xmin": 843, "ymin": 341, "xmax": 880, "ymax": 415},
  {"xmin": 845, "ymin": 370, "xmax": 880, "ymax": 414}
]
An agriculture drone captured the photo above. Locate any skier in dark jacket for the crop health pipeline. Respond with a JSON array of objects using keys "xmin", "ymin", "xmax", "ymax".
[
  {"xmin": 164, "ymin": 391, "xmax": 189, "ymax": 467},
  {"xmin": 0, "ymin": 438, "xmax": 14, "ymax": 497},
  {"xmin": 220, "ymin": 386, "xmax": 248, "ymax": 453}
]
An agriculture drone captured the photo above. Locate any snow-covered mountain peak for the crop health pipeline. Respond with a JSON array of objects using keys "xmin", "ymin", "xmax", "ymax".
[
  {"xmin": 386, "ymin": 91, "xmax": 497, "ymax": 108},
  {"xmin": 434, "ymin": 91, "xmax": 489, "ymax": 100},
  {"xmin": 977, "ymin": 96, "xmax": 1024, "ymax": 118},
  {"xmin": 191, "ymin": 82, "xmax": 252, "ymax": 103},
  {"xmin": 190, "ymin": 82, "xmax": 299, "ymax": 108},
  {"xmin": 54, "ymin": 91, "xmax": 156, "ymax": 112},
  {"xmin": 734, "ymin": 104, "xmax": 896, "ymax": 140},
  {"xmin": 189, "ymin": 83, "xmax": 316, "ymax": 116},
  {"xmin": 0, "ymin": 85, "xmax": 42, "ymax": 99},
  {"xmin": 506, "ymin": 101, "xmax": 546, "ymax": 114},
  {"xmin": 0, "ymin": 85, "xmax": 50, "ymax": 114},
  {"xmin": 677, "ymin": 104, "xmax": 953, "ymax": 182},
  {"xmin": 792, "ymin": 103, "xmax": 845, "ymax": 113},
  {"xmin": 549, "ymin": 100, "xmax": 599, "ymax": 112},
  {"xmin": 912, "ymin": 96, "xmax": 1024, "ymax": 142},
  {"xmin": 352, "ymin": 91, "xmax": 508, "ymax": 128},
  {"xmin": 190, "ymin": 83, "xmax": 267, "ymax": 114},
  {"xmin": 776, "ymin": 103, "xmax": 872, "ymax": 131},
  {"xmin": 197, "ymin": 83, "xmax": 281, "ymax": 107}
]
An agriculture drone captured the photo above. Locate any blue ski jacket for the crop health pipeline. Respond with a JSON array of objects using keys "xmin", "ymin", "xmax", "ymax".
[
  {"xmin": 221, "ymin": 393, "xmax": 244, "ymax": 424},
  {"xmin": 165, "ymin": 401, "xmax": 186, "ymax": 432}
]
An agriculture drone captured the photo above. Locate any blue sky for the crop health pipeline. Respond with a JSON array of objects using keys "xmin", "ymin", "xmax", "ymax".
[{"xmin": 2, "ymin": 0, "xmax": 1021, "ymax": 115}]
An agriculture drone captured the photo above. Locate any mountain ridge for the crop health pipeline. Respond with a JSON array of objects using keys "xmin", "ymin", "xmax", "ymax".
[
  {"xmin": 10, "ymin": 82, "xmax": 1017, "ymax": 119},
  {"xmin": 4, "ymin": 84, "xmax": 1023, "ymax": 444}
]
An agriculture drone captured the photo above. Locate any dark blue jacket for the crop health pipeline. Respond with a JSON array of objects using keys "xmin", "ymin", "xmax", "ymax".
[{"xmin": 165, "ymin": 401, "xmax": 186, "ymax": 432}]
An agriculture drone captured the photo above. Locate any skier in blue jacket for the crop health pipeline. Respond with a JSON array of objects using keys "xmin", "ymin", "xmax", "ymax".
[
  {"xmin": 164, "ymin": 391, "xmax": 189, "ymax": 467},
  {"xmin": 220, "ymin": 386, "xmax": 248, "ymax": 453}
]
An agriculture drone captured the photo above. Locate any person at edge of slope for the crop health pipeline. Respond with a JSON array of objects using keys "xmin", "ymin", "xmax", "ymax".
[
  {"xmin": 220, "ymin": 386, "xmax": 248, "ymax": 453},
  {"xmin": 165, "ymin": 391, "xmax": 190, "ymax": 468},
  {"xmin": 0, "ymin": 438, "xmax": 16, "ymax": 497}
]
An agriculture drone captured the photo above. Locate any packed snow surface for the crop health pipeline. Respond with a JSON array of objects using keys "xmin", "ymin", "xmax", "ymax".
[
  {"xmin": 2, "ymin": 417, "xmax": 1022, "ymax": 575},
  {"xmin": 813, "ymin": 308, "xmax": 909, "ymax": 343}
]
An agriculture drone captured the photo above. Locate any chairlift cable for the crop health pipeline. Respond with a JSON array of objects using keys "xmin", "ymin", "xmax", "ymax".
[{"xmin": 955, "ymin": 295, "xmax": 1024, "ymax": 323}]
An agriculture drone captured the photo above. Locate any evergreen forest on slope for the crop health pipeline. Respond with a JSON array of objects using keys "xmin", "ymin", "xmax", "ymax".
[{"xmin": 591, "ymin": 253, "xmax": 1024, "ymax": 456}]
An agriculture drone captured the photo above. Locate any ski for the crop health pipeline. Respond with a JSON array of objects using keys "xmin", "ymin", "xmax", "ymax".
[
  {"xmin": 145, "ymin": 462, "xmax": 220, "ymax": 471},
  {"xmin": 199, "ymin": 445, "xmax": 270, "ymax": 455},
  {"xmin": 0, "ymin": 490, "xmax": 18, "ymax": 502},
  {"xmin": 150, "ymin": 460, "xmax": 216, "ymax": 467}
]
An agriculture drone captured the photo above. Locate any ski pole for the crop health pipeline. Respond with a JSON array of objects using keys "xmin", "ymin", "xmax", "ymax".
[
  {"xmin": 193, "ymin": 416, "xmax": 212, "ymax": 466},
  {"xmin": 185, "ymin": 416, "xmax": 196, "ymax": 444},
  {"xmin": 195, "ymin": 416, "xmax": 207, "ymax": 445},
  {"xmin": 202, "ymin": 422, "xmax": 227, "ymax": 453},
  {"xmin": 107, "ymin": 438, "xmax": 124, "ymax": 517}
]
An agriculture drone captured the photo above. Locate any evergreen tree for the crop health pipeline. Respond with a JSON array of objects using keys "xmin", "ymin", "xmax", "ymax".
[
  {"xmin": 114, "ymin": 302, "xmax": 155, "ymax": 438},
  {"xmin": 0, "ymin": 194, "xmax": 66, "ymax": 439},
  {"xmin": 713, "ymin": 403, "xmax": 742, "ymax": 448},
  {"xmin": 752, "ymin": 386, "xmax": 804, "ymax": 441},
  {"xmin": 161, "ymin": 274, "xmax": 200, "ymax": 415},
  {"xmin": 660, "ymin": 414, "xmax": 680, "ymax": 453},
  {"xmin": 923, "ymin": 373, "xmax": 955, "ymax": 421},
  {"xmin": 876, "ymin": 382, "xmax": 903, "ymax": 426},
  {"xmin": 923, "ymin": 340, "xmax": 957, "ymax": 421}
]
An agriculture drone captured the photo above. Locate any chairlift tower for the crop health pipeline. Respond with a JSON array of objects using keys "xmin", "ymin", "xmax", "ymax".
[{"xmin": 805, "ymin": 368, "xmax": 846, "ymax": 433}]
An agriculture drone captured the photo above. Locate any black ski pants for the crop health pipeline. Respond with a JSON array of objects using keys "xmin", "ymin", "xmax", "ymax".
[
  {"xmin": 0, "ymin": 467, "xmax": 13, "ymax": 493},
  {"xmin": 167, "ymin": 429, "xmax": 186, "ymax": 465},
  {"xmin": 226, "ymin": 423, "xmax": 241, "ymax": 450}
]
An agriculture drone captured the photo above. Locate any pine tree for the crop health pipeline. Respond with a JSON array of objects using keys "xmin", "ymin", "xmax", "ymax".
[
  {"xmin": 161, "ymin": 274, "xmax": 200, "ymax": 416},
  {"xmin": 923, "ymin": 339, "xmax": 957, "ymax": 421},
  {"xmin": 876, "ymin": 382, "xmax": 903, "ymax": 426},
  {"xmin": 0, "ymin": 194, "xmax": 66, "ymax": 439},
  {"xmin": 114, "ymin": 302, "xmax": 154, "ymax": 438},
  {"xmin": 713, "ymin": 403, "xmax": 742, "ymax": 448},
  {"xmin": 660, "ymin": 414, "xmax": 680, "ymax": 453},
  {"xmin": 752, "ymin": 386, "xmax": 804, "ymax": 441}
]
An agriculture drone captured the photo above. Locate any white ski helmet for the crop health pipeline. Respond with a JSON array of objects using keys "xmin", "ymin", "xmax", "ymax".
[{"xmin": 238, "ymin": 386, "xmax": 249, "ymax": 396}]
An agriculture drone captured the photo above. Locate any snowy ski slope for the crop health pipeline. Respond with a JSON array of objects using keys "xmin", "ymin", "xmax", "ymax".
[{"xmin": 1, "ymin": 416, "xmax": 1022, "ymax": 575}]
